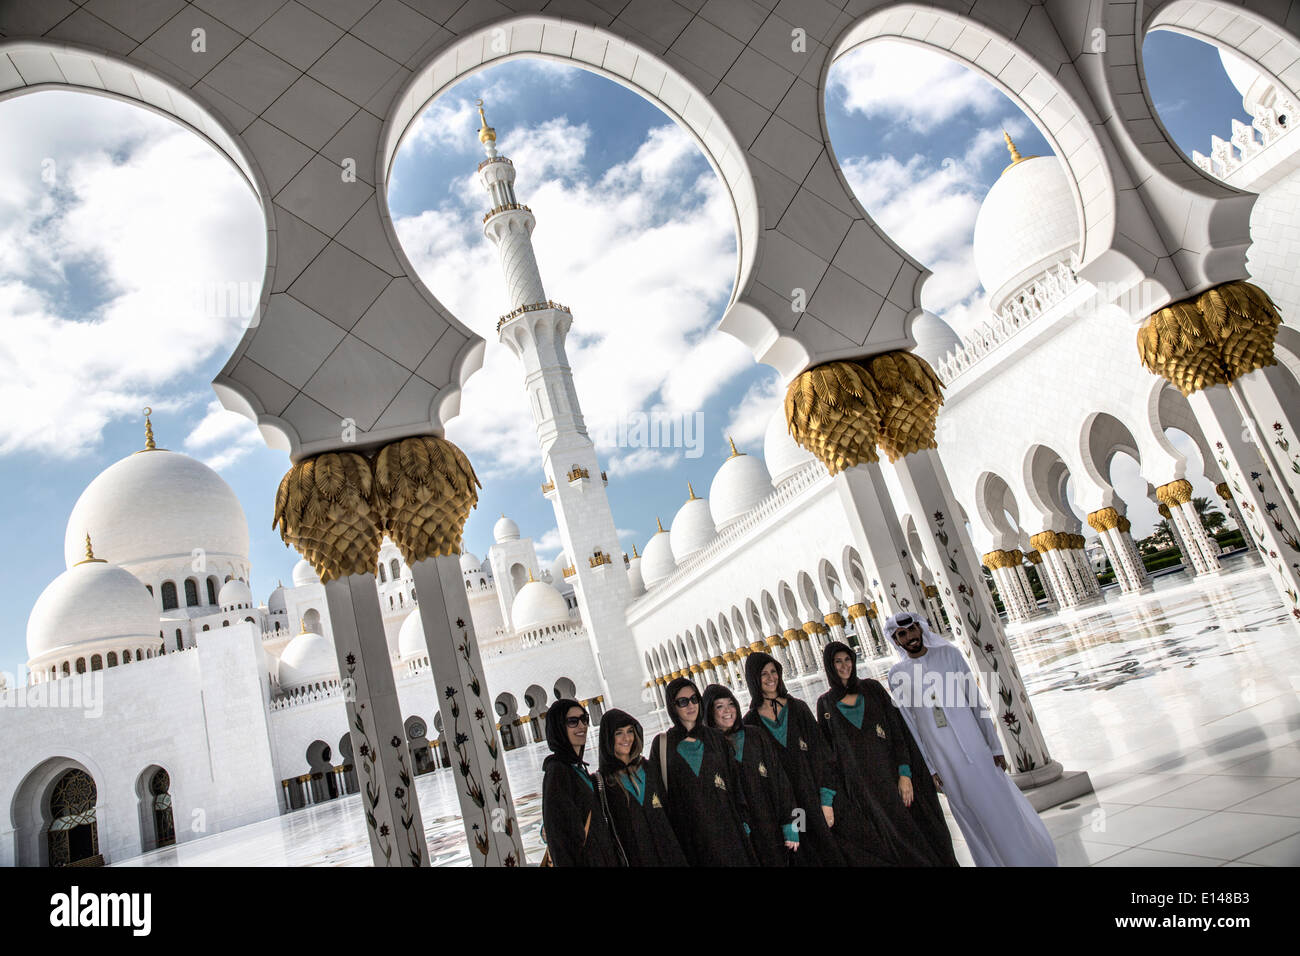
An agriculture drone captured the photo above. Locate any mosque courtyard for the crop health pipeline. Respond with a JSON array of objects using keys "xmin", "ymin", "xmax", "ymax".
[{"xmin": 114, "ymin": 553, "xmax": 1300, "ymax": 868}]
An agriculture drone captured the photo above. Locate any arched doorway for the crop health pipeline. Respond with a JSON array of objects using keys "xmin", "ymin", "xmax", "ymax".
[
  {"xmin": 46, "ymin": 769, "xmax": 101, "ymax": 868},
  {"xmin": 137, "ymin": 766, "xmax": 175, "ymax": 852}
]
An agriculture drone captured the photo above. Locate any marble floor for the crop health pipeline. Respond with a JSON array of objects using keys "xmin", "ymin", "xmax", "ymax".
[{"xmin": 115, "ymin": 553, "xmax": 1299, "ymax": 866}]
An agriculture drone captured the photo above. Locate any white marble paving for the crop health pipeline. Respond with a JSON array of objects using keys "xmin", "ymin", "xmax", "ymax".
[{"xmin": 116, "ymin": 557, "xmax": 1299, "ymax": 866}]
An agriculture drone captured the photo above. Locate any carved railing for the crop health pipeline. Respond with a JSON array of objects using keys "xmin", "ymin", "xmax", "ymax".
[
  {"xmin": 482, "ymin": 201, "xmax": 531, "ymax": 223},
  {"xmin": 496, "ymin": 299, "xmax": 570, "ymax": 332},
  {"xmin": 1192, "ymin": 98, "xmax": 1296, "ymax": 179}
]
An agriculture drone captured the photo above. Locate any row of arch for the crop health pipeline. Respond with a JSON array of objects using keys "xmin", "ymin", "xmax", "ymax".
[{"xmin": 145, "ymin": 574, "xmax": 246, "ymax": 613}]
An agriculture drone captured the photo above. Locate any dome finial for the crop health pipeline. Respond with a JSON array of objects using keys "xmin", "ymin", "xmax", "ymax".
[
  {"xmin": 1000, "ymin": 129, "xmax": 1036, "ymax": 175},
  {"xmin": 476, "ymin": 98, "xmax": 497, "ymax": 148},
  {"xmin": 687, "ymin": 482, "xmax": 697, "ymax": 500},
  {"xmin": 655, "ymin": 516, "xmax": 665, "ymax": 533},
  {"xmin": 300, "ymin": 616, "xmax": 308, "ymax": 634},
  {"xmin": 75, "ymin": 532, "xmax": 106, "ymax": 565},
  {"xmin": 527, "ymin": 567, "xmax": 535, "ymax": 583},
  {"xmin": 632, "ymin": 542, "xmax": 639, "ymax": 558},
  {"xmin": 143, "ymin": 406, "xmax": 156, "ymax": 451},
  {"xmin": 726, "ymin": 435, "xmax": 740, "ymax": 458}
]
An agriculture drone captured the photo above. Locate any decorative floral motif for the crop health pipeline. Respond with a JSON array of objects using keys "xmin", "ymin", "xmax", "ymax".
[{"xmin": 346, "ymin": 655, "xmax": 393, "ymax": 865}]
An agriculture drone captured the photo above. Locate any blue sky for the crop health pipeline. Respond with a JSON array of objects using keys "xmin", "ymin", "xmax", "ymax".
[{"xmin": 0, "ymin": 30, "xmax": 1257, "ymax": 676}]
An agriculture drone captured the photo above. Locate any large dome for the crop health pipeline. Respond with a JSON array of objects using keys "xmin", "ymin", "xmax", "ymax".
[
  {"xmin": 670, "ymin": 486, "xmax": 716, "ymax": 562},
  {"xmin": 494, "ymin": 514, "xmax": 520, "ymax": 543},
  {"xmin": 27, "ymin": 558, "xmax": 159, "ymax": 661},
  {"xmin": 709, "ymin": 442, "xmax": 772, "ymax": 530},
  {"xmin": 398, "ymin": 609, "xmax": 425, "ymax": 659},
  {"xmin": 291, "ymin": 559, "xmax": 319, "ymax": 588},
  {"xmin": 763, "ymin": 408, "xmax": 816, "ymax": 485},
  {"xmin": 278, "ymin": 629, "xmax": 339, "ymax": 688},
  {"xmin": 64, "ymin": 448, "xmax": 249, "ymax": 571},
  {"xmin": 972, "ymin": 146, "xmax": 1079, "ymax": 312},
  {"xmin": 640, "ymin": 521, "xmax": 676, "ymax": 589},
  {"xmin": 910, "ymin": 311, "xmax": 962, "ymax": 365},
  {"xmin": 510, "ymin": 579, "xmax": 570, "ymax": 632}
]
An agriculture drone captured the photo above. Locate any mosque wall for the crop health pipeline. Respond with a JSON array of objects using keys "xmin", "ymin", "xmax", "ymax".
[{"xmin": 1242, "ymin": 166, "xmax": 1300, "ymax": 327}]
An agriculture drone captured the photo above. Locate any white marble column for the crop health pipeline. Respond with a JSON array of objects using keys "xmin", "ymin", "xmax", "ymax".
[
  {"xmin": 1024, "ymin": 551, "xmax": 1059, "ymax": 611},
  {"xmin": 824, "ymin": 611, "xmax": 847, "ymax": 643},
  {"xmin": 833, "ymin": 466, "xmax": 931, "ymax": 623},
  {"xmin": 409, "ymin": 557, "xmax": 526, "ymax": 867},
  {"xmin": 1034, "ymin": 535, "xmax": 1082, "ymax": 607},
  {"xmin": 1187, "ymin": 384, "xmax": 1300, "ymax": 623},
  {"xmin": 323, "ymin": 573, "xmax": 430, "ymax": 866},
  {"xmin": 1158, "ymin": 480, "xmax": 1222, "ymax": 575},
  {"xmin": 891, "ymin": 449, "xmax": 1059, "ymax": 784},
  {"xmin": 1234, "ymin": 366, "xmax": 1300, "ymax": 531},
  {"xmin": 1217, "ymin": 482, "xmax": 1255, "ymax": 551},
  {"xmin": 1011, "ymin": 561, "xmax": 1040, "ymax": 615},
  {"xmin": 1115, "ymin": 518, "xmax": 1151, "ymax": 587}
]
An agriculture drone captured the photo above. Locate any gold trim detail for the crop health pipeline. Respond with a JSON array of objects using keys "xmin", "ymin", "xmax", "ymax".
[
  {"xmin": 1216, "ymin": 481, "xmax": 1232, "ymax": 501},
  {"xmin": 846, "ymin": 603, "xmax": 868, "ymax": 618},
  {"xmin": 1156, "ymin": 479, "xmax": 1194, "ymax": 507},
  {"xmin": 373, "ymin": 436, "xmax": 480, "ymax": 566},
  {"xmin": 1087, "ymin": 507, "xmax": 1120, "ymax": 532},
  {"xmin": 824, "ymin": 612, "xmax": 845, "ymax": 627}
]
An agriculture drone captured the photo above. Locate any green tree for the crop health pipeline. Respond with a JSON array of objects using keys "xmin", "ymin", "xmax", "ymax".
[{"xmin": 1192, "ymin": 495, "xmax": 1226, "ymax": 534}]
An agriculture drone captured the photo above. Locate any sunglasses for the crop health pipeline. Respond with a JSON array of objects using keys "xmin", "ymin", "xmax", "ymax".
[
  {"xmin": 564, "ymin": 714, "xmax": 590, "ymax": 727},
  {"xmin": 674, "ymin": 694, "xmax": 701, "ymax": 708}
]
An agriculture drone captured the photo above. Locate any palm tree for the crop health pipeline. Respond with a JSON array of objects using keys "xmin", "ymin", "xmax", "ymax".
[{"xmin": 1192, "ymin": 496, "xmax": 1226, "ymax": 534}]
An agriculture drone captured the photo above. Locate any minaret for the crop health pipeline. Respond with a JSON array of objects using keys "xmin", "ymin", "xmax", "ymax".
[{"xmin": 475, "ymin": 102, "xmax": 646, "ymax": 717}]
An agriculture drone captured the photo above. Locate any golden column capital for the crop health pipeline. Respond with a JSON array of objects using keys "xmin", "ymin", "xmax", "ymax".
[
  {"xmin": 1087, "ymin": 507, "xmax": 1120, "ymax": 532},
  {"xmin": 1156, "ymin": 479, "xmax": 1194, "ymax": 506},
  {"xmin": 273, "ymin": 450, "xmax": 384, "ymax": 582},
  {"xmin": 923, "ymin": 583, "xmax": 939, "ymax": 598},
  {"xmin": 749, "ymin": 641, "xmax": 766, "ymax": 654},
  {"xmin": 868, "ymin": 601, "xmax": 879, "ymax": 617},
  {"xmin": 824, "ymin": 612, "xmax": 845, "ymax": 627},
  {"xmin": 1157, "ymin": 502, "xmax": 1172, "ymax": 519},
  {"xmin": 735, "ymin": 645, "xmax": 751, "ymax": 658},
  {"xmin": 766, "ymin": 633, "xmax": 786, "ymax": 648},
  {"xmin": 784, "ymin": 359, "xmax": 882, "ymax": 474},
  {"xmin": 1215, "ymin": 481, "xmax": 1233, "ymax": 501},
  {"xmin": 1137, "ymin": 280, "xmax": 1282, "ymax": 395},
  {"xmin": 846, "ymin": 602, "xmax": 868, "ymax": 618},
  {"xmin": 710, "ymin": 656, "xmax": 726, "ymax": 668},
  {"xmin": 1030, "ymin": 530, "xmax": 1061, "ymax": 552},
  {"xmin": 1117, "ymin": 515, "xmax": 1132, "ymax": 534},
  {"xmin": 688, "ymin": 664, "xmax": 703, "ymax": 675},
  {"xmin": 1008, "ymin": 549, "xmax": 1024, "ymax": 564},
  {"xmin": 867, "ymin": 351, "xmax": 945, "ymax": 462},
  {"xmin": 373, "ymin": 435, "xmax": 480, "ymax": 565},
  {"xmin": 722, "ymin": 651, "xmax": 737, "ymax": 663},
  {"xmin": 1025, "ymin": 549, "xmax": 1043, "ymax": 564},
  {"xmin": 781, "ymin": 628, "xmax": 800, "ymax": 645}
]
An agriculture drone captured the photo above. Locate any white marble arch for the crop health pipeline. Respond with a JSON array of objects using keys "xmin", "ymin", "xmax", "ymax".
[{"xmin": 974, "ymin": 470, "xmax": 1025, "ymax": 551}]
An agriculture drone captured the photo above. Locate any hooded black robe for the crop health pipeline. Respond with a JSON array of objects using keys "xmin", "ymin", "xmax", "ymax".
[
  {"xmin": 702, "ymin": 683, "xmax": 799, "ymax": 867},
  {"xmin": 817, "ymin": 641, "xmax": 959, "ymax": 867},
  {"xmin": 648, "ymin": 677, "xmax": 757, "ymax": 867},
  {"xmin": 744, "ymin": 652, "xmax": 893, "ymax": 867},
  {"xmin": 598, "ymin": 709, "xmax": 688, "ymax": 867},
  {"xmin": 541, "ymin": 699, "xmax": 626, "ymax": 867}
]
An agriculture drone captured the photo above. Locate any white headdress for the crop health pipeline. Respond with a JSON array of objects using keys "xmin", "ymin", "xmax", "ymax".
[{"xmin": 882, "ymin": 610, "xmax": 949, "ymax": 661}]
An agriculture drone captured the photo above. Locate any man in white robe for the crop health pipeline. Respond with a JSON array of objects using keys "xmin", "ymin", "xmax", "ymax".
[{"xmin": 884, "ymin": 612, "xmax": 1058, "ymax": 867}]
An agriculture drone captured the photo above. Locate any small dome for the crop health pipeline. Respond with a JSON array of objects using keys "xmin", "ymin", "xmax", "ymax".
[
  {"xmin": 291, "ymin": 559, "xmax": 319, "ymax": 588},
  {"xmin": 510, "ymin": 579, "xmax": 570, "ymax": 632},
  {"xmin": 626, "ymin": 554, "xmax": 645, "ymax": 597},
  {"xmin": 27, "ymin": 558, "xmax": 159, "ymax": 661},
  {"xmin": 548, "ymin": 552, "xmax": 571, "ymax": 588},
  {"xmin": 910, "ymin": 311, "xmax": 962, "ymax": 366},
  {"xmin": 640, "ymin": 522, "xmax": 676, "ymax": 589},
  {"xmin": 671, "ymin": 486, "xmax": 716, "ymax": 562},
  {"xmin": 763, "ymin": 408, "xmax": 816, "ymax": 486},
  {"xmin": 398, "ymin": 609, "xmax": 425, "ymax": 660},
  {"xmin": 972, "ymin": 144, "xmax": 1079, "ymax": 312},
  {"xmin": 278, "ymin": 629, "xmax": 339, "ymax": 689},
  {"xmin": 64, "ymin": 447, "xmax": 249, "ymax": 572},
  {"xmin": 218, "ymin": 578, "xmax": 251, "ymax": 609},
  {"xmin": 267, "ymin": 585, "xmax": 287, "ymax": 614},
  {"xmin": 709, "ymin": 441, "xmax": 773, "ymax": 530},
  {"xmin": 459, "ymin": 551, "xmax": 481, "ymax": 573},
  {"xmin": 494, "ymin": 514, "xmax": 520, "ymax": 543}
]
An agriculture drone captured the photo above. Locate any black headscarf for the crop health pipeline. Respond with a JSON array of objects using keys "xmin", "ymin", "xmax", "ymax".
[
  {"xmin": 744, "ymin": 651, "xmax": 788, "ymax": 709},
  {"xmin": 822, "ymin": 640, "xmax": 863, "ymax": 701},
  {"xmin": 544, "ymin": 698, "xmax": 588, "ymax": 765},
  {"xmin": 664, "ymin": 676, "xmax": 703, "ymax": 737},
  {"xmin": 700, "ymin": 683, "xmax": 745, "ymax": 735},
  {"xmin": 597, "ymin": 708, "xmax": 644, "ymax": 777}
]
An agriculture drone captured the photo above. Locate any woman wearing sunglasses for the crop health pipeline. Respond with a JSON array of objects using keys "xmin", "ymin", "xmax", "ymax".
[
  {"xmin": 541, "ymin": 698, "xmax": 627, "ymax": 866},
  {"xmin": 647, "ymin": 676, "xmax": 756, "ymax": 866},
  {"xmin": 701, "ymin": 682, "xmax": 801, "ymax": 866},
  {"xmin": 817, "ymin": 638, "xmax": 958, "ymax": 867},
  {"xmin": 597, "ymin": 708, "xmax": 688, "ymax": 866},
  {"xmin": 744, "ymin": 652, "xmax": 887, "ymax": 866}
]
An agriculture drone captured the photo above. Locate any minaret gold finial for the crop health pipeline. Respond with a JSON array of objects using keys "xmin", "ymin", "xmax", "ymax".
[
  {"xmin": 476, "ymin": 98, "xmax": 496, "ymax": 145},
  {"xmin": 300, "ymin": 616, "xmax": 309, "ymax": 634},
  {"xmin": 143, "ymin": 406, "xmax": 156, "ymax": 451},
  {"xmin": 656, "ymin": 516, "xmax": 665, "ymax": 533},
  {"xmin": 687, "ymin": 482, "xmax": 697, "ymax": 500},
  {"xmin": 75, "ymin": 533, "xmax": 106, "ymax": 566},
  {"xmin": 727, "ymin": 435, "xmax": 740, "ymax": 458},
  {"xmin": 632, "ymin": 543, "xmax": 639, "ymax": 558},
  {"xmin": 527, "ymin": 567, "xmax": 535, "ymax": 583}
]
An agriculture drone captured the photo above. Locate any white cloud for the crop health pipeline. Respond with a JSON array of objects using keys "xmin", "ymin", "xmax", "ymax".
[
  {"xmin": 183, "ymin": 399, "xmax": 266, "ymax": 472},
  {"xmin": 0, "ymin": 92, "xmax": 264, "ymax": 459},
  {"xmin": 829, "ymin": 41, "xmax": 1002, "ymax": 133},
  {"xmin": 723, "ymin": 373, "xmax": 782, "ymax": 452}
]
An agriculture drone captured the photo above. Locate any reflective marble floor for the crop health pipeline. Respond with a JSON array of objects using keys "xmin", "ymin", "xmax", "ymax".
[{"xmin": 116, "ymin": 554, "xmax": 1299, "ymax": 866}]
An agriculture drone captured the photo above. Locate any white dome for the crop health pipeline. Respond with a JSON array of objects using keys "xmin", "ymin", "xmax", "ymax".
[
  {"xmin": 459, "ymin": 551, "xmax": 481, "ymax": 573},
  {"xmin": 640, "ymin": 524, "xmax": 676, "ymax": 588},
  {"xmin": 626, "ymin": 555, "xmax": 645, "ymax": 597},
  {"xmin": 510, "ymin": 579, "xmax": 570, "ymax": 632},
  {"xmin": 27, "ymin": 559, "xmax": 159, "ymax": 661},
  {"xmin": 548, "ymin": 552, "xmax": 571, "ymax": 587},
  {"xmin": 709, "ymin": 443, "xmax": 773, "ymax": 529},
  {"xmin": 972, "ymin": 151, "xmax": 1079, "ymax": 312},
  {"xmin": 64, "ymin": 448, "xmax": 249, "ymax": 572},
  {"xmin": 763, "ymin": 408, "xmax": 816, "ymax": 485},
  {"xmin": 267, "ymin": 585, "xmax": 287, "ymax": 614},
  {"xmin": 291, "ymin": 559, "xmax": 319, "ymax": 588},
  {"xmin": 493, "ymin": 514, "xmax": 520, "ymax": 543},
  {"xmin": 398, "ymin": 609, "xmax": 425, "ymax": 659},
  {"xmin": 910, "ymin": 311, "xmax": 962, "ymax": 366},
  {"xmin": 218, "ymin": 578, "xmax": 251, "ymax": 609},
  {"xmin": 671, "ymin": 488, "xmax": 716, "ymax": 562},
  {"xmin": 278, "ymin": 629, "xmax": 339, "ymax": 688}
]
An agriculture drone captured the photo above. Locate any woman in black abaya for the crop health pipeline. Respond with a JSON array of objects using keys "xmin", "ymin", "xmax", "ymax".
[
  {"xmin": 540, "ymin": 698, "xmax": 626, "ymax": 866},
  {"xmin": 817, "ymin": 641, "xmax": 958, "ymax": 867},
  {"xmin": 598, "ymin": 708, "xmax": 688, "ymax": 866}
]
